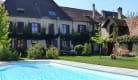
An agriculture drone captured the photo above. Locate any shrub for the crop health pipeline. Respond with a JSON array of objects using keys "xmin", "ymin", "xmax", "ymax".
[
  {"xmin": 82, "ymin": 43, "xmax": 92, "ymax": 56},
  {"xmin": 9, "ymin": 50, "xmax": 19, "ymax": 59},
  {"xmin": 27, "ymin": 43, "xmax": 44, "ymax": 59},
  {"xmin": 0, "ymin": 48, "xmax": 19, "ymax": 61},
  {"xmin": 74, "ymin": 44, "xmax": 84, "ymax": 55},
  {"xmin": 0, "ymin": 48, "xmax": 10, "ymax": 61},
  {"xmin": 132, "ymin": 44, "xmax": 138, "ymax": 56},
  {"xmin": 46, "ymin": 47, "xmax": 59, "ymax": 59}
]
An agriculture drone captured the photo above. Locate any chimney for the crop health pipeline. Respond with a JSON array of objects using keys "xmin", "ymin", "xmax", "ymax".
[
  {"xmin": 118, "ymin": 7, "xmax": 122, "ymax": 19},
  {"xmin": 92, "ymin": 3, "xmax": 96, "ymax": 19}
]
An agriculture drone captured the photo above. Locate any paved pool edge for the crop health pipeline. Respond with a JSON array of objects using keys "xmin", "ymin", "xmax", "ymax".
[{"xmin": 0, "ymin": 60, "xmax": 138, "ymax": 77}]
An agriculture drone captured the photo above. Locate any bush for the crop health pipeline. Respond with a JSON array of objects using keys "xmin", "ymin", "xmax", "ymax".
[
  {"xmin": 132, "ymin": 44, "xmax": 138, "ymax": 56},
  {"xmin": 27, "ymin": 43, "xmax": 44, "ymax": 59},
  {"xmin": 74, "ymin": 44, "xmax": 84, "ymax": 55},
  {"xmin": 9, "ymin": 50, "xmax": 19, "ymax": 59},
  {"xmin": 0, "ymin": 47, "xmax": 20, "ymax": 61},
  {"xmin": 46, "ymin": 47, "xmax": 59, "ymax": 59},
  {"xmin": 0, "ymin": 48, "xmax": 10, "ymax": 60},
  {"xmin": 82, "ymin": 43, "xmax": 92, "ymax": 56}
]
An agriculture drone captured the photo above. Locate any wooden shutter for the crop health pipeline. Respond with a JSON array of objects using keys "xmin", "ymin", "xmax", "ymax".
[
  {"xmin": 66, "ymin": 25, "xmax": 69, "ymax": 34},
  {"xmin": 29, "ymin": 23, "xmax": 32, "ymax": 32},
  {"xmin": 84, "ymin": 25, "xmax": 86, "ymax": 32},
  {"xmin": 23, "ymin": 40, "xmax": 27, "ymax": 49},
  {"xmin": 78, "ymin": 25, "xmax": 80, "ymax": 32},
  {"xmin": 17, "ymin": 22, "xmax": 24, "ymax": 33},
  {"xmin": 48, "ymin": 24, "xmax": 54, "ymax": 34},
  {"xmin": 8, "ymin": 22, "xmax": 13, "ymax": 32},
  {"xmin": 60, "ymin": 40, "xmax": 62, "ymax": 49},
  {"xmin": 53, "ymin": 40, "xmax": 57, "ymax": 47},
  {"xmin": 14, "ymin": 40, "xmax": 18, "ymax": 48},
  {"xmin": 38, "ymin": 23, "xmax": 41, "ymax": 33}
]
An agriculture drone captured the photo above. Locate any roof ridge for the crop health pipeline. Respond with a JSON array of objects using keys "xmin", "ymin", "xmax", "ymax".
[{"xmin": 61, "ymin": 6, "xmax": 92, "ymax": 12}]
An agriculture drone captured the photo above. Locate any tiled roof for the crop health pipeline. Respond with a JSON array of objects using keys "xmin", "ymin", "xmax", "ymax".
[
  {"xmin": 61, "ymin": 7, "xmax": 101, "ymax": 22},
  {"xmin": 112, "ymin": 18, "xmax": 127, "ymax": 27},
  {"xmin": 101, "ymin": 10, "xmax": 118, "ymax": 18},
  {"xmin": 4, "ymin": 0, "xmax": 71, "ymax": 20},
  {"xmin": 102, "ymin": 18, "xmax": 127, "ymax": 28}
]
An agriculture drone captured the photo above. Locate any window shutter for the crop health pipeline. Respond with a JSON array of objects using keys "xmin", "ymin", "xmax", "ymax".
[
  {"xmin": 38, "ymin": 23, "xmax": 41, "ymax": 33},
  {"xmin": 48, "ymin": 24, "xmax": 54, "ymax": 34},
  {"xmin": 46, "ymin": 40, "xmax": 51, "ymax": 48},
  {"xmin": 17, "ymin": 22, "xmax": 24, "ymax": 33},
  {"xmin": 29, "ymin": 23, "xmax": 32, "ymax": 32},
  {"xmin": 23, "ymin": 40, "xmax": 27, "ymax": 49},
  {"xmin": 60, "ymin": 40, "xmax": 62, "ymax": 49},
  {"xmin": 78, "ymin": 25, "xmax": 80, "ymax": 32},
  {"xmin": 8, "ymin": 22, "xmax": 13, "ymax": 32},
  {"xmin": 53, "ymin": 40, "xmax": 57, "ymax": 47},
  {"xmin": 52, "ymin": 24, "xmax": 54, "ymax": 34},
  {"xmin": 84, "ymin": 25, "xmax": 86, "ymax": 32},
  {"xmin": 66, "ymin": 25, "xmax": 69, "ymax": 34},
  {"xmin": 14, "ymin": 40, "xmax": 18, "ymax": 48}
]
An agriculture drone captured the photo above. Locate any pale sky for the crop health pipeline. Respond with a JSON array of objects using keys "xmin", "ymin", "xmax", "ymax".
[{"xmin": 54, "ymin": 0, "xmax": 138, "ymax": 16}]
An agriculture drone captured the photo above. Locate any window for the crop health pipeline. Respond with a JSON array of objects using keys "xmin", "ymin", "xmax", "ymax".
[
  {"xmin": 31, "ymin": 40, "xmax": 38, "ymax": 46},
  {"xmin": 48, "ymin": 11, "xmax": 56, "ymax": 16},
  {"xmin": 16, "ymin": 8, "xmax": 24, "ymax": 13},
  {"xmin": 32, "ymin": 23, "xmax": 39, "ymax": 33},
  {"xmin": 61, "ymin": 24, "xmax": 69, "ymax": 34},
  {"xmin": 78, "ymin": 25, "xmax": 86, "ymax": 32},
  {"xmin": 17, "ymin": 40, "xmax": 24, "ymax": 48}
]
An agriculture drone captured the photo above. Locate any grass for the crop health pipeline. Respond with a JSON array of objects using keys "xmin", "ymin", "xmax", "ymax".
[{"xmin": 59, "ymin": 56, "xmax": 138, "ymax": 69}]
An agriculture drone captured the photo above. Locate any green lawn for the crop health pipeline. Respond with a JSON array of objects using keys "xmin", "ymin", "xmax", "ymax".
[{"xmin": 59, "ymin": 56, "xmax": 138, "ymax": 69}]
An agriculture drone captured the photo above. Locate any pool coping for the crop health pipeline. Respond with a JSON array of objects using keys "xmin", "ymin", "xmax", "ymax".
[{"xmin": 0, "ymin": 60, "xmax": 138, "ymax": 77}]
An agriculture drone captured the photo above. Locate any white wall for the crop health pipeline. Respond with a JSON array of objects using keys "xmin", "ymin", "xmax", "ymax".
[{"xmin": 10, "ymin": 16, "xmax": 91, "ymax": 49}]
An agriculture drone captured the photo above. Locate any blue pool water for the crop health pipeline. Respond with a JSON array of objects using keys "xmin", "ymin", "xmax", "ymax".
[{"xmin": 0, "ymin": 61, "xmax": 138, "ymax": 80}]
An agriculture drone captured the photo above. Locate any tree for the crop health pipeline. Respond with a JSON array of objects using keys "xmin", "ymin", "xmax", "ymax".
[
  {"xmin": 0, "ymin": 5, "xmax": 11, "ymax": 49},
  {"xmin": 91, "ymin": 27, "xmax": 105, "ymax": 57},
  {"xmin": 82, "ymin": 43, "xmax": 92, "ymax": 56}
]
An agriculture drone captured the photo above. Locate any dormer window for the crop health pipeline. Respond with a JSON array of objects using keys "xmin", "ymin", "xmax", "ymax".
[
  {"xmin": 48, "ymin": 11, "xmax": 56, "ymax": 16},
  {"xmin": 16, "ymin": 8, "xmax": 24, "ymax": 13}
]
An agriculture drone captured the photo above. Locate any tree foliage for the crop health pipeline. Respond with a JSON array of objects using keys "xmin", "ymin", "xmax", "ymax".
[
  {"xmin": 91, "ymin": 27, "xmax": 104, "ymax": 44},
  {"xmin": 82, "ymin": 43, "xmax": 92, "ymax": 56},
  {"xmin": 0, "ymin": 5, "xmax": 11, "ymax": 48}
]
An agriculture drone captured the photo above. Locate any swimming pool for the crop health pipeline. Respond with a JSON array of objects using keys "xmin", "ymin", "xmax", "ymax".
[{"xmin": 0, "ymin": 61, "xmax": 138, "ymax": 80}]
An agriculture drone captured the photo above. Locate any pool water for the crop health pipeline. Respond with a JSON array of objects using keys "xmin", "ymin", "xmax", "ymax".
[{"xmin": 0, "ymin": 61, "xmax": 138, "ymax": 80}]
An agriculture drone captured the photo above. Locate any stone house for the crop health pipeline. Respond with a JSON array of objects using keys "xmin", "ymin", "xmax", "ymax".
[
  {"xmin": 5, "ymin": 0, "xmax": 101, "ymax": 53},
  {"xmin": 101, "ymin": 7, "xmax": 138, "ymax": 55}
]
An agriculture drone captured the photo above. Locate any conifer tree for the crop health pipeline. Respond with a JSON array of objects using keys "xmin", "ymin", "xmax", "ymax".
[{"xmin": 0, "ymin": 5, "xmax": 11, "ymax": 49}]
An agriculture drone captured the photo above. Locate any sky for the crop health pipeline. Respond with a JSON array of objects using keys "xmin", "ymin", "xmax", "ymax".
[{"xmin": 54, "ymin": 0, "xmax": 138, "ymax": 16}]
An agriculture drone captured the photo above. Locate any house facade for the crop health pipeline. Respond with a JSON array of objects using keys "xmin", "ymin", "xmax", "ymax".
[
  {"xmin": 101, "ymin": 7, "xmax": 138, "ymax": 55},
  {"xmin": 5, "ymin": 0, "xmax": 101, "ymax": 53}
]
